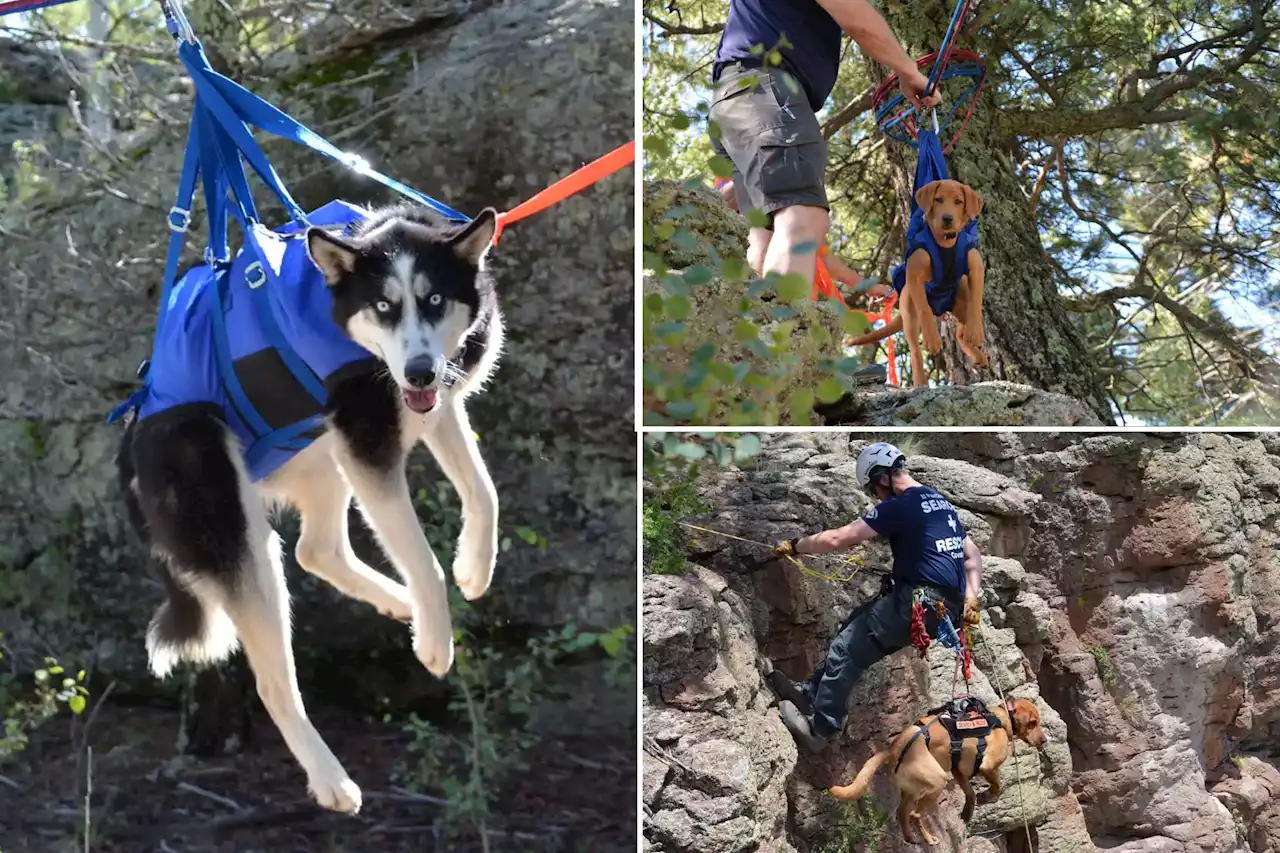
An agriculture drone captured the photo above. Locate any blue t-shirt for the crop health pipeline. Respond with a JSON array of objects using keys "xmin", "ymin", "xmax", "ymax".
[
  {"xmin": 714, "ymin": 0, "xmax": 843, "ymax": 112},
  {"xmin": 862, "ymin": 486, "xmax": 967, "ymax": 595}
]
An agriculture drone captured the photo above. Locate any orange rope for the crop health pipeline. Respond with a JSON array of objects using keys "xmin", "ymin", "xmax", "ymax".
[
  {"xmin": 492, "ymin": 141, "xmax": 635, "ymax": 245},
  {"xmin": 814, "ymin": 256, "xmax": 899, "ymax": 386}
]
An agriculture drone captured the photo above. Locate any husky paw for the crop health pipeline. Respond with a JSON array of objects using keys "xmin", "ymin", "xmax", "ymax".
[
  {"xmin": 309, "ymin": 770, "xmax": 362, "ymax": 814},
  {"xmin": 412, "ymin": 612, "xmax": 455, "ymax": 676},
  {"xmin": 452, "ymin": 524, "xmax": 497, "ymax": 601}
]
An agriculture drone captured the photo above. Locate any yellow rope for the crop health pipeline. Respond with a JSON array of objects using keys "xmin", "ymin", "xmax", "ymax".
[
  {"xmin": 972, "ymin": 622, "xmax": 1035, "ymax": 851},
  {"xmin": 675, "ymin": 521, "xmax": 866, "ymax": 583}
]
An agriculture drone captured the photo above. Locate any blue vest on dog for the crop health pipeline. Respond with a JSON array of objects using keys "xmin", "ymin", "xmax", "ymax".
[
  {"xmin": 112, "ymin": 200, "xmax": 377, "ymax": 482},
  {"xmin": 890, "ymin": 130, "xmax": 979, "ymax": 317}
]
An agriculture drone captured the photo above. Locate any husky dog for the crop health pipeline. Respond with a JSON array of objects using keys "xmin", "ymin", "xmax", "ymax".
[{"xmin": 115, "ymin": 204, "xmax": 503, "ymax": 814}]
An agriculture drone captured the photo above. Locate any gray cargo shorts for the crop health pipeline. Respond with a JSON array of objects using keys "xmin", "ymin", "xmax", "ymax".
[{"xmin": 708, "ymin": 63, "xmax": 828, "ymax": 227}]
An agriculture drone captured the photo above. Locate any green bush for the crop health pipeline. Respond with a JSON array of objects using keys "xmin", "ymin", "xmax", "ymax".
[{"xmin": 0, "ymin": 634, "xmax": 90, "ymax": 763}]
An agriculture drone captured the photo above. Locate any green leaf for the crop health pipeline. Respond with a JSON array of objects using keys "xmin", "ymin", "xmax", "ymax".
[
  {"xmin": 68, "ymin": 694, "xmax": 86, "ymax": 715},
  {"xmin": 745, "ymin": 209, "xmax": 770, "ymax": 229},
  {"xmin": 600, "ymin": 633, "xmax": 623, "ymax": 658},
  {"xmin": 644, "ymin": 292, "xmax": 665, "ymax": 315},
  {"xmin": 734, "ymin": 319, "xmax": 758, "ymax": 342},
  {"xmin": 720, "ymin": 257, "xmax": 751, "ymax": 281},
  {"xmin": 842, "ymin": 311, "xmax": 873, "ymax": 336},
  {"xmin": 666, "ymin": 294, "xmax": 691, "ymax": 320},
  {"xmin": 673, "ymin": 441, "xmax": 706, "ymax": 459},
  {"xmin": 709, "ymin": 155, "xmax": 735, "ymax": 179},
  {"xmin": 655, "ymin": 221, "xmax": 675, "ymax": 240},
  {"xmin": 692, "ymin": 342, "xmax": 716, "ymax": 363},
  {"xmin": 666, "ymin": 400, "xmax": 697, "ymax": 420},
  {"xmin": 835, "ymin": 357, "xmax": 862, "ymax": 373},
  {"xmin": 515, "ymin": 526, "xmax": 540, "ymax": 545},
  {"xmin": 671, "ymin": 111, "xmax": 690, "ymax": 131},
  {"xmin": 684, "ymin": 266, "xmax": 713, "ymax": 286},
  {"xmin": 749, "ymin": 43, "xmax": 766, "ymax": 55},
  {"xmin": 733, "ymin": 434, "xmax": 762, "ymax": 460},
  {"xmin": 777, "ymin": 274, "xmax": 808, "ymax": 302},
  {"xmin": 790, "ymin": 388, "xmax": 815, "ymax": 426},
  {"xmin": 817, "ymin": 378, "xmax": 846, "ymax": 404}
]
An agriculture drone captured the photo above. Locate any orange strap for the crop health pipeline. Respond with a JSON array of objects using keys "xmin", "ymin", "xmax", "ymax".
[
  {"xmin": 815, "ymin": 255, "xmax": 899, "ymax": 386},
  {"xmin": 492, "ymin": 141, "xmax": 635, "ymax": 245}
]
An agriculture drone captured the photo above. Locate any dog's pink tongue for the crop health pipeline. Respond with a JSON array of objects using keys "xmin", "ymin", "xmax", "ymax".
[{"xmin": 404, "ymin": 388, "xmax": 437, "ymax": 413}]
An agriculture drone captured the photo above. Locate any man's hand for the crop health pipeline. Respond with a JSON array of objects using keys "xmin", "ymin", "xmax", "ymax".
[
  {"xmin": 898, "ymin": 67, "xmax": 942, "ymax": 111},
  {"xmin": 963, "ymin": 594, "xmax": 981, "ymax": 627},
  {"xmin": 774, "ymin": 538, "xmax": 800, "ymax": 557}
]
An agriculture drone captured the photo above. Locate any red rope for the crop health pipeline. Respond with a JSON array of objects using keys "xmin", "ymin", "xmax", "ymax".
[{"xmin": 910, "ymin": 599, "xmax": 931, "ymax": 657}]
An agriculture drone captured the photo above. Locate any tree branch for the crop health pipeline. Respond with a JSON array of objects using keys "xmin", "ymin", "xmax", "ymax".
[
  {"xmin": 821, "ymin": 87, "xmax": 875, "ymax": 138},
  {"xmin": 1001, "ymin": 105, "xmax": 1205, "ymax": 138},
  {"xmin": 642, "ymin": 10, "xmax": 724, "ymax": 36}
]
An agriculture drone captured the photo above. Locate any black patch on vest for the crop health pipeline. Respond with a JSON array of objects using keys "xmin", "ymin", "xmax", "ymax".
[{"xmin": 233, "ymin": 348, "xmax": 323, "ymax": 432}]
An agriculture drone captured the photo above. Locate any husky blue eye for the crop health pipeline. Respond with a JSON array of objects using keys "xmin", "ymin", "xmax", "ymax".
[
  {"xmin": 375, "ymin": 300, "xmax": 391, "ymax": 313},
  {"xmin": 428, "ymin": 293, "xmax": 442, "ymax": 306}
]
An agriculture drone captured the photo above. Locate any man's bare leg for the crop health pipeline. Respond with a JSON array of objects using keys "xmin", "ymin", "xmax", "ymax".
[{"xmin": 762, "ymin": 205, "xmax": 829, "ymax": 291}]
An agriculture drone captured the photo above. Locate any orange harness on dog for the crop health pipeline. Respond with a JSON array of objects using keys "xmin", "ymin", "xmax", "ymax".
[{"xmin": 894, "ymin": 696, "xmax": 1007, "ymax": 778}]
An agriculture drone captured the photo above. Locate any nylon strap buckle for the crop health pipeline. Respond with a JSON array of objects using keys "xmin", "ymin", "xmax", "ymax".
[
  {"xmin": 245, "ymin": 261, "xmax": 266, "ymax": 289},
  {"xmin": 167, "ymin": 206, "xmax": 191, "ymax": 233}
]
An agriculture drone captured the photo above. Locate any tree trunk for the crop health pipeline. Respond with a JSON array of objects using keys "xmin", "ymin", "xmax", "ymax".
[{"xmin": 867, "ymin": 0, "xmax": 1115, "ymax": 423}]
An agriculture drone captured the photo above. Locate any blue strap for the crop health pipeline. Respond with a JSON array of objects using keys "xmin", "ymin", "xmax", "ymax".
[
  {"xmin": 193, "ymin": 42, "xmax": 470, "ymax": 223},
  {"xmin": 243, "ymin": 416, "xmax": 326, "ymax": 473},
  {"xmin": 205, "ymin": 269, "xmax": 271, "ymax": 437},
  {"xmin": 154, "ymin": 113, "xmax": 202, "ymax": 332},
  {"xmin": 178, "ymin": 41, "xmax": 308, "ymax": 225},
  {"xmin": 241, "ymin": 226, "xmax": 328, "ymax": 405}
]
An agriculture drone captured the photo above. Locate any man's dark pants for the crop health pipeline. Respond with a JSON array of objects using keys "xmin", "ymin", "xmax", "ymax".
[
  {"xmin": 708, "ymin": 63, "xmax": 829, "ymax": 221},
  {"xmin": 803, "ymin": 582, "xmax": 964, "ymax": 738}
]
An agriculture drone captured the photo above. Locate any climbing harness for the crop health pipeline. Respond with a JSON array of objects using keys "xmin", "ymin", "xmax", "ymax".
[
  {"xmin": 675, "ymin": 521, "xmax": 875, "ymax": 584},
  {"xmin": 893, "ymin": 695, "xmax": 1006, "ymax": 777},
  {"xmin": 95, "ymin": 0, "xmax": 632, "ymax": 481}
]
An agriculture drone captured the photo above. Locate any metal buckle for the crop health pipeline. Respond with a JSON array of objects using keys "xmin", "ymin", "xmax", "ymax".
[
  {"xmin": 245, "ymin": 261, "xmax": 266, "ymax": 289},
  {"xmin": 168, "ymin": 206, "xmax": 191, "ymax": 233},
  {"xmin": 135, "ymin": 359, "xmax": 151, "ymax": 380}
]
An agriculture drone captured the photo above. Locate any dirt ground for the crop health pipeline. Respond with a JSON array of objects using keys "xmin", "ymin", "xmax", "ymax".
[{"xmin": 0, "ymin": 702, "xmax": 635, "ymax": 853}]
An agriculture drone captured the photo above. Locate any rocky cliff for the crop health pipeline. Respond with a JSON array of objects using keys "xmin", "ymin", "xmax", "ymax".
[
  {"xmin": 643, "ymin": 432, "xmax": 1280, "ymax": 852},
  {"xmin": 0, "ymin": 0, "xmax": 634, "ymax": 720}
]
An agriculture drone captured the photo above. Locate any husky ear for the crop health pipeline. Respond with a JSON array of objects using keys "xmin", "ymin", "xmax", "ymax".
[
  {"xmin": 307, "ymin": 228, "xmax": 358, "ymax": 285},
  {"xmin": 915, "ymin": 181, "xmax": 942, "ymax": 210},
  {"xmin": 451, "ymin": 208, "xmax": 498, "ymax": 265}
]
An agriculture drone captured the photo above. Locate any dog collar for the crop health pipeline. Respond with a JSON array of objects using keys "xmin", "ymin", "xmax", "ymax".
[{"xmin": 1005, "ymin": 700, "xmax": 1015, "ymax": 713}]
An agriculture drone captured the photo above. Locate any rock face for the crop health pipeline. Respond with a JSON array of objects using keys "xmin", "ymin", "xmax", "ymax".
[
  {"xmin": 641, "ymin": 181, "xmax": 1102, "ymax": 427},
  {"xmin": 643, "ymin": 432, "xmax": 1280, "ymax": 852},
  {"xmin": 0, "ymin": 0, "xmax": 635, "ymax": 721}
]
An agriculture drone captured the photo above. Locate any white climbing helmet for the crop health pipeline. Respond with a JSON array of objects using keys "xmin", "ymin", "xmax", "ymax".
[{"xmin": 855, "ymin": 442, "xmax": 906, "ymax": 489}]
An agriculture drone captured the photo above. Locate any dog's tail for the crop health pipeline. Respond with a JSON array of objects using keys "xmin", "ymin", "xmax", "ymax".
[
  {"xmin": 145, "ymin": 561, "xmax": 240, "ymax": 678},
  {"xmin": 829, "ymin": 747, "xmax": 891, "ymax": 801},
  {"xmin": 844, "ymin": 315, "xmax": 904, "ymax": 347}
]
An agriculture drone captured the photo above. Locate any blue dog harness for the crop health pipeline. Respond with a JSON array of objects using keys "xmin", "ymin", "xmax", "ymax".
[
  {"xmin": 111, "ymin": 201, "xmax": 379, "ymax": 482},
  {"xmin": 107, "ymin": 32, "xmax": 472, "ymax": 482},
  {"xmin": 890, "ymin": 129, "xmax": 979, "ymax": 317}
]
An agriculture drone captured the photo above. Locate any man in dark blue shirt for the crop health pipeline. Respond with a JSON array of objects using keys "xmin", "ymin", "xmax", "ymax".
[
  {"xmin": 709, "ymin": 0, "xmax": 940, "ymax": 283},
  {"xmin": 770, "ymin": 442, "xmax": 984, "ymax": 752}
]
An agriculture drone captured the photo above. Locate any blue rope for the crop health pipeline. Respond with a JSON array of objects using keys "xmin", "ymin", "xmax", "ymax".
[{"xmin": 926, "ymin": 0, "xmax": 970, "ymax": 95}]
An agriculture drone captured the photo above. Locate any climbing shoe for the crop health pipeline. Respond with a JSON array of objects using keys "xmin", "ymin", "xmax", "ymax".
[
  {"xmin": 779, "ymin": 700, "xmax": 830, "ymax": 754},
  {"xmin": 767, "ymin": 670, "xmax": 814, "ymax": 716}
]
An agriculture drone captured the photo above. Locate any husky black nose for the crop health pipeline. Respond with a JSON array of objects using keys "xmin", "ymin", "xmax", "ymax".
[
  {"xmin": 404, "ymin": 356, "xmax": 436, "ymax": 388},
  {"xmin": 941, "ymin": 213, "xmax": 954, "ymax": 226}
]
